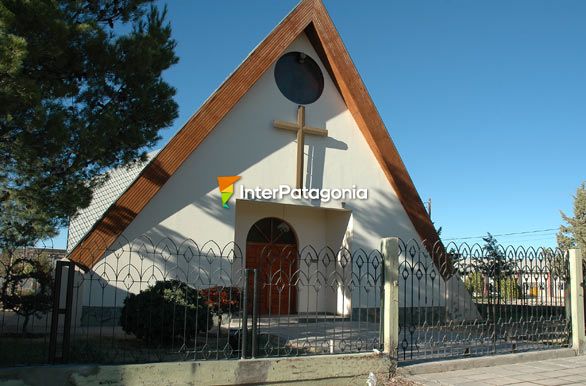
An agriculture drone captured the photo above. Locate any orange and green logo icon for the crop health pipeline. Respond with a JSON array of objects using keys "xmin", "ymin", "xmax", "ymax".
[{"xmin": 217, "ymin": 176, "xmax": 241, "ymax": 208}]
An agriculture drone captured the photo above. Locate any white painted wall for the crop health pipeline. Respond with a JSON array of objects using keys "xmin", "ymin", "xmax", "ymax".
[{"xmin": 79, "ymin": 33, "xmax": 472, "ymax": 315}]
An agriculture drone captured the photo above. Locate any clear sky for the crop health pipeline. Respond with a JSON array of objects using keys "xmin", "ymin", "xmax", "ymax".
[{"xmin": 51, "ymin": 0, "xmax": 586, "ymax": 249}]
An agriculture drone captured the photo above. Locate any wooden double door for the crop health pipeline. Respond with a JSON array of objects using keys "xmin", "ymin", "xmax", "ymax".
[
  {"xmin": 246, "ymin": 243, "xmax": 297, "ymax": 315},
  {"xmin": 245, "ymin": 217, "xmax": 298, "ymax": 315}
]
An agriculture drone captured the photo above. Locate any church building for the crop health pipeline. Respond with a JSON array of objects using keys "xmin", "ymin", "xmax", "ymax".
[{"xmin": 67, "ymin": 0, "xmax": 472, "ymax": 320}]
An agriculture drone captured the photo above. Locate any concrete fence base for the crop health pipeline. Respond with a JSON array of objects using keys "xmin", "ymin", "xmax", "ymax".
[
  {"xmin": 397, "ymin": 348, "xmax": 577, "ymax": 376},
  {"xmin": 0, "ymin": 353, "xmax": 393, "ymax": 386}
]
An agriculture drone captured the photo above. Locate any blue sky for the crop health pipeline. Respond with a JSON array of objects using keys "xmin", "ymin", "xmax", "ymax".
[{"xmin": 52, "ymin": 0, "xmax": 586, "ymax": 249}]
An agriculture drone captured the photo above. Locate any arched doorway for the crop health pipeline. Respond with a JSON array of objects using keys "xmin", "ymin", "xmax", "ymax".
[{"xmin": 246, "ymin": 217, "xmax": 298, "ymax": 315}]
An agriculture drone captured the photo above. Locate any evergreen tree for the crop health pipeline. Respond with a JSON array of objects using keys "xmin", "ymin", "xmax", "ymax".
[
  {"xmin": 557, "ymin": 183, "xmax": 586, "ymax": 252},
  {"xmin": 0, "ymin": 0, "xmax": 178, "ymax": 242},
  {"xmin": 481, "ymin": 233, "xmax": 514, "ymax": 278},
  {"xmin": 479, "ymin": 233, "xmax": 519, "ymax": 302}
]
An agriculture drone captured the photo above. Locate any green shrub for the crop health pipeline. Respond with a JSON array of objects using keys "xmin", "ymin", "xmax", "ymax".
[
  {"xmin": 498, "ymin": 277, "xmax": 521, "ymax": 301},
  {"xmin": 120, "ymin": 280, "xmax": 212, "ymax": 345},
  {"xmin": 464, "ymin": 272, "xmax": 484, "ymax": 297}
]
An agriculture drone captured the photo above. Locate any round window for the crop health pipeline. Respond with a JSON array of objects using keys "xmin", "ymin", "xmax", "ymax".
[{"xmin": 274, "ymin": 52, "xmax": 324, "ymax": 105}]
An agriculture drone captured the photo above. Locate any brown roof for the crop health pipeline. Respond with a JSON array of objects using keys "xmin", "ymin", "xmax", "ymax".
[{"xmin": 68, "ymin": 0, "xmax": 452, "ymax": 277}]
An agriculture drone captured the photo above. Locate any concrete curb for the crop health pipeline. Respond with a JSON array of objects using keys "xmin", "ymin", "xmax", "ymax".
[
  {"xmin": 397, "ymin": 348, "xmax": 577, "ymax": 376},
  {"xmin": 0, "ymin": 353, "xmax": 393, "ymax": 386}
]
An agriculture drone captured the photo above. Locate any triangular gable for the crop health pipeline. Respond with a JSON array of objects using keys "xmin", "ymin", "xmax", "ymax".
[
  {"xmin": 67, "ymin": 151, "xmax": 159, "ymax": 252},
  {"xmin": 68, "ymin": 0, "xmax": 452, "ymax": 277}
]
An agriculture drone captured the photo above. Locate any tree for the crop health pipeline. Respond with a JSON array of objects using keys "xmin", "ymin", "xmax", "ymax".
[
  {"xmin": 0, "ymin": 197, "xmax": 56, "ymax": 334},
  {"xmin": 557, "ymin": 182, "xmax": 586, "ymax": 252},
  {"xmin": 0, "ymin": 0, "xmax": 178, "ymax": 240},
  {"xmin": 471, "ymin": 233, "xmax": 518, "ymax": 303},
  {"xmin": 0, "ymin": 196, "xmax": 57, "ymax": 253},
  {"xmin": 480, "ymin": 233, "xmax": 515, "ymax": 279},
  {"xmin": 0, "ymin": 248, "xmax": 54, "ymax": 334},
  {"xmin": 543, "ymin": 247, "xmax": 568, "ymax": 283}
]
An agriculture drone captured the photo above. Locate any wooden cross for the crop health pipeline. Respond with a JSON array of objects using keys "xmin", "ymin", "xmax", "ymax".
[{"xmin": 273, "ymin": 106, "xmax": 328, "ymax": 189}]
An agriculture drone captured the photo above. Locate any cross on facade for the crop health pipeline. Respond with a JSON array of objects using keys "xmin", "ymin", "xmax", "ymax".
[{"xmin": 273, "ymin": 106, "xmax": 328, "ymax": 189}]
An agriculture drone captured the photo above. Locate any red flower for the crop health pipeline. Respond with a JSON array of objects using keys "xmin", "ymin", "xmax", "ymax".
[{"xmin": 200, "ymin": 287, "xmax": 241, "ymax": 315}]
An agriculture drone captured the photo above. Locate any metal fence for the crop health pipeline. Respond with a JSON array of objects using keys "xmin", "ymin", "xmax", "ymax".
[
  {"xmin": 0, "ymin": 236, "xmax": 574, "ymax": 367},
  {"xmin": 0, "ymin": 237, "xmax": 383, "ymax": 366},
  {"xmin": 0, "ymin": 244, "xmax": 65, "ymax": 366},
  {"xmin": 398, "ymin": 239, "xmax": 570, "ymax": 363},
  {"xmin": 583, "ymin": 258, "xmax": 586, "ymax": 333}
]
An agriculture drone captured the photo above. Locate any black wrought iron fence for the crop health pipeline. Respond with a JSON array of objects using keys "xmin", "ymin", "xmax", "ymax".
[
  {"xmin": 0, "ymin": 235, "xmax": 575, "ymax": 367},
  {"xmin": 0, "ymin": 243, "xmax": 65, "ymax": 366},
  {"xmin": 398, "ymin": 239, "xmax": 570, "ymax": 363},
  {"xmin": 1, "ymin": 237, "xmax": 383, "ymax": 366},
  {"xmin": 66, "ymin": 238, "xmax": 245, "ymax": 364},
  {"xmin": 583, "ymin": 258, "xmax": 586, "ymax": 331},
  {"xmin": 250, "ymin": 245, "xmax": 383, "ymax": 357}
]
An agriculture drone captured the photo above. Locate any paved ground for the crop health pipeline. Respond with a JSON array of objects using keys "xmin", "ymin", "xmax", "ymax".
[
  {"xmin": 229, "ymin": 317, "xmax": 381, "ymax": 354},
  {"xmin": 410, "ymin": 355, "xmax": 586, "ymax": 386}
]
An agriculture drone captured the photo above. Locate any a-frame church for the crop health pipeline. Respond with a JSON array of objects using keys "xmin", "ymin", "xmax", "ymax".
[{"xmin": 67, "ymin": 0, "xmax": 472, "ymax": 319}]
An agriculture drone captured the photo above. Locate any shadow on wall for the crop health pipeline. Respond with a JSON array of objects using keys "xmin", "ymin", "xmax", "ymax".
[
  {"xmin": 108, "ymin": 54, "xmax": 351, "ymax": 240},
  {"xmin": 75, "ymin": 237, "xmax": 386, "ymax": 327},
  {"xmin": 305, "ymin": 135, "xmax": 348, "ymax": 200},
  {"xmin": 93, "ymin": 159, "xmax": 172, "ymax": 238},
  {"xmin": 76, "ymin": 235, "xmax": 244, "ymax": 328},
  {"xmin": 347, "ymin": 187, "xmax": 422, "ymax": 247}
]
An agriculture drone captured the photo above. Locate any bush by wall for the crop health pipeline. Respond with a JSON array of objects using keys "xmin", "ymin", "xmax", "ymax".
[{"xmin": 120, "ymin": 280, "xmax": 212, "ymax": 345}]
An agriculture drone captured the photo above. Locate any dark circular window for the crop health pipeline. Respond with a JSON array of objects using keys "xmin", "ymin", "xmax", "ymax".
[{"xmin": 274, "ymin": 52, "xmax": 324, "ymax": 105}]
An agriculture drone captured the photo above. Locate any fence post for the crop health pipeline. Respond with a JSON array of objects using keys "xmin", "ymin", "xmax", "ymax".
[
  {"xmin": 381, "ymin": 237, "xmax": 399, "ymax": 357},
  {"xmin": 569, "ymin": 249, "xmax": 585, "ymax": 354},
  {"xmin": 61, "ymin": 261, "xmax": 75, "ymax": 362},
  {"xmin": 241, "ymin": 269, "xmax": 249, "ymax": 359},
  {"xmin": 48, "ymin": 261, "xmax": 64, "ymax": 363},
  {"xmin": 251, "ymin": 268, "xmax": 259, "ymax": 358},
  {"xmin": 48, "ymin": 260, "xmax": 75, "ymax": 363}
]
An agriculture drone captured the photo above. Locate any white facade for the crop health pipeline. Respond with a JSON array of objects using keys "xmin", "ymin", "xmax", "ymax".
[
  {"xmin": 112, "ymin": 34, "xmax": 419, "ymax": 247},
  {"xmin": 75, "ymin": 34, "xmax": 475, "ymax": 318}
]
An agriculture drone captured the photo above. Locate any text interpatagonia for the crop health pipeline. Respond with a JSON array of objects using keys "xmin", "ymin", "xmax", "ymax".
[{"xmin": 239, "ymin": 185, "xmax": 368, "ymax": 202}]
